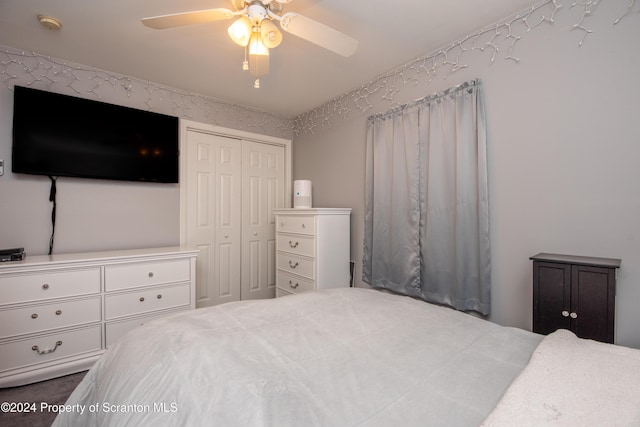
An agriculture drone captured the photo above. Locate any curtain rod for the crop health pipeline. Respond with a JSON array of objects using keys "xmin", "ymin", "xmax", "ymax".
[{"xmin": 367, "ymin": 79, "xmax": 482, "ymax": 123}]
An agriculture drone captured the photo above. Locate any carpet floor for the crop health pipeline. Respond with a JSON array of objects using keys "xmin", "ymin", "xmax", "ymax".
[{"xmin": 0, "ymin": 371, "xmax": 86, "ymax": 427}]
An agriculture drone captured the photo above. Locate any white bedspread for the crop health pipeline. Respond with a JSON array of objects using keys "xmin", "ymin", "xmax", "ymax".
[
  {"xmin": 482, "ymin": 329, "xmax": 640, "ymax": 426},
  {"xmin": 53, "ymin": 288, "xmax": 541, "ymax": 427}
]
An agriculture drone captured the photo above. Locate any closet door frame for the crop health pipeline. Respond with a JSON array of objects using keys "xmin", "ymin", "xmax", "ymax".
[{"xmin": 178, "ymin": 119, "xmax": 292, "ymax": 306}]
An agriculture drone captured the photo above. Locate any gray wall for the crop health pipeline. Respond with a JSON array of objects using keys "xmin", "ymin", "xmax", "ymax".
[
  {"xmin": 0, "ymin": 47, "xmax": 292, "ymax": 256},
  {"xmin": 292, "ymin": 3, "xmax": 640, "ymax": 347},
  {"xmin": 1, "ymin": 3, "xmax": 638, "ymax": 348}
]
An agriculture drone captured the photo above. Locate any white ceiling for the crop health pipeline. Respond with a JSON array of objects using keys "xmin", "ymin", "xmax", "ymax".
[{"xmin": 0, "ymin": 0, "xmax": 539, "ymax": 117}]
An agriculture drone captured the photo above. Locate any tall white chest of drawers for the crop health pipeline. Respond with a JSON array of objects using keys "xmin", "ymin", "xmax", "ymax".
[
  {"xmin": 273, "ymin": 208, "xmax": 351, "ymax": 297},
  {"xmin": 0, "ymin": 246, "xmax": 197, "ymax": 387}
]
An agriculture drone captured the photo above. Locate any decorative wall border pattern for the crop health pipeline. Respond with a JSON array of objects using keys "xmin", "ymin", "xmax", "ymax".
[
  {"xmin": 0, "ymin": 47, "xmax": 294, "ymax": 139},
  {"xmin": 293, "ymin": 0, "xmax": 639, "ymax": 135}
]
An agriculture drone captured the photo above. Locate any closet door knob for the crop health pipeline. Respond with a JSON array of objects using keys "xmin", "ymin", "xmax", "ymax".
[
  {"xmin": 570, "ymin": 312, "xmax": 578, "ymax": 319},
  {"xmin": 562, "ymin": 310, "xmax": 569, "ymax": 317}
]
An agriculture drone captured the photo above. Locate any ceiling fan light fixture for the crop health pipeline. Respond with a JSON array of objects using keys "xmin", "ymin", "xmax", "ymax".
[
  {"xmin": 249, "ymin": 54, "xmax": 269, "ymax": 76},
  {"xmin": 248, "ymin": 31, "xmax": 269, "ymax": 56},
  {"xmin": 227, "ymin": 16, "xmax": 252, "ymax": 46},
  {"xmin": 260, "ymin": 20, "xmax": 282, "ymax": 48},
  {"xmin": 249, "ymin": 35, "xmax": 269, "ymax": 84},
  {"xmin": 249, "ymin": 52, "xmax": 269, "ymax": 75}
]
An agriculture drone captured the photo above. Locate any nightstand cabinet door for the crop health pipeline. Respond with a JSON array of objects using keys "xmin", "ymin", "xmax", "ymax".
[
  {"xmin": 531, "ymin": 253, "xmax": 620, "ymax": 344},
  {"xmin": 571, "ymin": 265, "xmax": 616, "ymax": 344},
  {"xmin": 532, "ymin": 261, "xmax": 571, "ymax": 336}
]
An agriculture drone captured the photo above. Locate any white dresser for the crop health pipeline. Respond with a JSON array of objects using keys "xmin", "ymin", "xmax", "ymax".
[
  {"xmin": 0, "ymin": 246, "xmax": 197, "ymax": 387},
  {"xmin": 273, "ymin": 208, "xmax": 351, "ymax": 297}
]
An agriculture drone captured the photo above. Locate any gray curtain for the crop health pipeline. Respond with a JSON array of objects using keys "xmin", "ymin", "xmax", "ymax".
[{"xmin": 363, "ymin": 79, "xmax": 490, "ymax": 315}]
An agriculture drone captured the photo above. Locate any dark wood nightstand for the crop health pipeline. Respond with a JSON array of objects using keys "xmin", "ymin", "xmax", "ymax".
[{"xmin": 530, "ymin": 253, "xmax": 621, "ymax": 344}]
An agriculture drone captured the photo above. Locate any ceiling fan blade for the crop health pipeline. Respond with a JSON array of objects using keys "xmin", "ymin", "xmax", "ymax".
[
  {"xmin": 278, "ymin": 13, "xmax": 358, "ymax": 57},
  {"xmin": 141, "ymin": 8, "xmax": 236, "ymax": 30}
]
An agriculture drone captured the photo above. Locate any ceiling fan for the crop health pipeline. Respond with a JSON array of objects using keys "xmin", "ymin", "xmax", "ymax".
[{"xmin": 142, "ymin": 0, "xmax": 359, "ymax": 88}]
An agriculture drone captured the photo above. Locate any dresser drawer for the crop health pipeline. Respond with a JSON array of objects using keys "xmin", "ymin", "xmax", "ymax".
[
  {"xmin": 104, "ymin": 258, "xmax": 191, "ymax": 291},
  {"xmin": 276, "ymin": 234, "xmax": 315, "ymax": 257},
  {"xmin": 277, "ymin": 271, "xmax": 315, "ymax": 294},
  {"xmin": 0, "ymin": 268, "xmax": 101, "ymax": 305},
  {"xmin": 277, "ymin": 215, "xmax": 316, "ymax": 235},
  {"xmin": 0, "ymin": 325, "xmax": 102, "ymax": 373},
  {"xmin": 105, "ymin": 283, "xmax": 191, "ymax": 320},
  {"xmin": 0, "ymin": 296, "xmax": 101, "ymax": 339},
  {"xmin": 105, "ymin": 309, "xmax": 187, "ymax": 348},
  {"xmin": 277, "ymin": 253, "xmax": 315, "ymax": 280}
]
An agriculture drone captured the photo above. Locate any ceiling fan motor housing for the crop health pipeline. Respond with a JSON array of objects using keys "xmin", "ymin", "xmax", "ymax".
[{"xmin": 247, "ymin": 2, "xmax": 269, "ymax": 26}]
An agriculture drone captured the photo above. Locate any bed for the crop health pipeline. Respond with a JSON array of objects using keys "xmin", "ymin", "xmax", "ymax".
[{"xmin": 52, "ymin": 288, "xmax": 640, "ymax": 426}]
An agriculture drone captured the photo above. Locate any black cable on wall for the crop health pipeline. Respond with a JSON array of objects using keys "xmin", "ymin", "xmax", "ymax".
[{"xmin": 48, "ymin": 176, "xmax": 58, "ymax": 255}]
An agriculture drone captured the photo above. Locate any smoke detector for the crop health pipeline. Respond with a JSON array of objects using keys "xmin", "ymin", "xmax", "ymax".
[{"xmin": 38, "ymin": 15, "xmax": 62, "ymax": 30}]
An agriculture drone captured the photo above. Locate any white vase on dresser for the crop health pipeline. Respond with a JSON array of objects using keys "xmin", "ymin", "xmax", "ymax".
[
  {"xmin": 0, "ymin": 246, "xmax": 197, "ymax": 387},
  {"xmin": 273, "ymin": 208, "xmax": 351, "ymax": 297}
]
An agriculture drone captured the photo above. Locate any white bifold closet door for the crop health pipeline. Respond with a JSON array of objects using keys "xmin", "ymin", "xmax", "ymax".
[
  {"xmin": 241, "ymin": 141, "xmax": 285, "ymax": 301},
  {"xmin": 183, "ymin": 129, "xmax": 286, "ymax": 308}
]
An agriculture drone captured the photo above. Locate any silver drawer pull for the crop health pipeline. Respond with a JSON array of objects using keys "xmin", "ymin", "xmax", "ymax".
[
  {"xmin": 31, "ymin": 313, "xmax": 38, "ymax": 319},
  {"xmin": 32, "ymin": 341, "xmax": 62, "ymax": 355},
  {"xmin": 289, "ymin": 280, "xmax": 299, "ymax": 289},
  {"xmin": 56, "ymin": 310, "xmax": 62, "ymax": 316},
  {"xmin": 289, "ymin": 241, "xmax": 299, "ymax": 248},
  {"xmin": 148, "ymin": 272, "xmax": 154, "ymax": 278},
  {"xmin": 288, "ymin": 261, "xmax": 299, "ymax": 268},
  {"xmin": 157, "ymin": 294, "xmax": 162, "ymax": 299},
  {"xmin": 42, "ymin": 284, "xmax": 49, "ymax": 290},
  {"xmin": 139, "ymin": 297, "xmax": 145, "ymax": 302}
]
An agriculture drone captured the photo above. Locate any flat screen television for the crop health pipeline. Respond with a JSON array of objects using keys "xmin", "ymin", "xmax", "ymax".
[{"xmin": 12, "ymin": 86, "xmax": 179, "ymax": 183}]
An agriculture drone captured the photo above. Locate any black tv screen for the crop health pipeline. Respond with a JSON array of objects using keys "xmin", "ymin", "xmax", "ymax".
[{"xmin": 12, "ymin": 86, "xmax": 179, "ymax": 183}]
